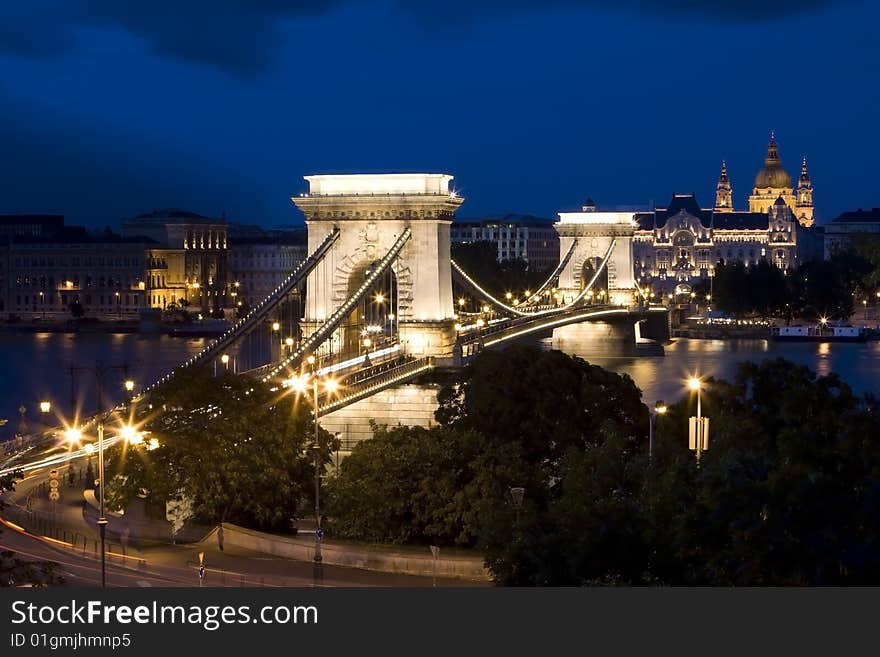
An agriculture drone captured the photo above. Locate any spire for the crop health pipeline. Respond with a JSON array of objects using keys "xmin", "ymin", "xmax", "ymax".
[
  {"xmin": 714, "ymin": 160, "xmax": 733, "ymax": 211},
  {"xmin": 765, "ymin": 131, "xmax": 780, "ymax": 165},
  {"xmin": 799, "ymin": 156, "xmax": 811, "ymax": 185}
]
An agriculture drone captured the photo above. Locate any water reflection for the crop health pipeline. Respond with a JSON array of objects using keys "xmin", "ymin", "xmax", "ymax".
[
  {"xmin": 542, "ymin": 336, "xmax": 880, "ymax": 406},
  {"xmin": 2, "ymin": 331, "xmax": 879, "ymax": 441}
]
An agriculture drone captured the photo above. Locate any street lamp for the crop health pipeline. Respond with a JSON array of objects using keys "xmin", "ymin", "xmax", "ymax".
[
  {"xmin": 649, "ymin": 400, "xmax": 667, "ymax": 459},
  {"xmin": 510, "ymin": 486, "xmax": 525, "ymax": 525},
  {"xmin": 40, "ymin": 400, "xmax": 51, "ymax": 414},
  {"xmin": 39, "ymin": 291, "xmax": 45, "ymax": 319},
  {"xmin": 65, "ymin": 427, "xmax": 82, "ymax": 444},
  {"xmin": 362, "ymin": 336, "xmax": 372, "ymax": 367},
  {"xmin": 687, "ymin": 377, "xmax": 709, "ymax": 462},
  {"xmin": 304, "ymin": 360, "xmax": 339, "ymax": 584},
  {"xmin": 289, "ymin": 355, "xmax": 340, "ymax": 584}
]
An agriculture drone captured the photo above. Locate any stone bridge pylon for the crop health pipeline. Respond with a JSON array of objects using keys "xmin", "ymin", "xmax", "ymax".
[
  {"xmin": 293, "ymin": 173, "xmax": 464, "ymax": 359},
  {"xmin": 555, "ymin": 205, "xmax": 637, "ymax": 306}
]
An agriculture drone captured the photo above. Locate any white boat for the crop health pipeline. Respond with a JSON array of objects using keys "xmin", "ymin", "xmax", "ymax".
[{"xmin": 770, "ymin": 324, "xmax": 867, "ymax": 342}]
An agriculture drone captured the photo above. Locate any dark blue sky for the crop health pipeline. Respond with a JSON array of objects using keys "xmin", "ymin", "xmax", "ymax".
[{"xmin": 0, "ymin": 1, "xmax": 876, "ymax": 228}]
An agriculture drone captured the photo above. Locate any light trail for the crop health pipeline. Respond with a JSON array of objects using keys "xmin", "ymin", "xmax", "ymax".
[{"xmin": 0, "ymin": 436, "xmax": 121, "ymax": 476}]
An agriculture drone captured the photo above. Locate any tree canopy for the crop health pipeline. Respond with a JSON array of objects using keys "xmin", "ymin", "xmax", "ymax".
[
  {"xmin": 326, "ymin": 348, "xmax": 880, "ymax": 585},
  {"xmin": 104, "ymin": 368, "xmax": 336, "ymax": 532}
]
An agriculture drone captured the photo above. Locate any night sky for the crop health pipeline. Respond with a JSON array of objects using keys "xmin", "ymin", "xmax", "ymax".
[{"xmin": 0, "ymin": 1, "xmax": 876, "ymax": 228}]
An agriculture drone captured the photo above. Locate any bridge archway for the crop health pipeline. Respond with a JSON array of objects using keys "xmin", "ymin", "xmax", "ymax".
[
  {"xmin": 580, "ymin": 257, "xmax": 609, "ymax": 299},
  {"xmin": 339, "ymin": 259, "xmax": 400, "ymax": 356}
]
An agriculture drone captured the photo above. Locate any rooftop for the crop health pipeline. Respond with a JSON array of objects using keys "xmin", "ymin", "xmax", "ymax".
[
  {"xmin": 302, "ymin": 173, "xmax": 456, "ymax": 197},
  {"xmin": 128, "ymin": 208, "xmax": 222, "ymax": 224},
  {"xmin": 830, "ymin": 208, "xmax": 880, "ymax": 223}
]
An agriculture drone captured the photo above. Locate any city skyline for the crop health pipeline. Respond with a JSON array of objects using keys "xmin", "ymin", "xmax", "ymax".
[{"xmin": 1, "ymin": 1, "xmax": 877, "ymax": 228}]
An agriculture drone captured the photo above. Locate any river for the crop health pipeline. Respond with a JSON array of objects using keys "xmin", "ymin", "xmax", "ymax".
[{"xmin": 1, "ymin": 331, "xmax": 878, "ymax": 441}]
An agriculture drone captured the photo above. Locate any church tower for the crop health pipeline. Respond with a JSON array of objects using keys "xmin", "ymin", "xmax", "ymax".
[
  {"xmin": 796, "ymin": 157, "xmax": 814, "ymax": 227},
  {"xmin": 749, "ymin": 132, "xmax": 795, "ymax": 214},
  {"xmin": 714, "ymin": 161, "xmax": 734, "ymax": 212}
]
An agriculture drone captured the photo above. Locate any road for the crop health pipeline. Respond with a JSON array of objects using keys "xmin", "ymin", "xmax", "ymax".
[{"xmin": 2, "ymin": 447, "xmax": 487, "ymax": 588}]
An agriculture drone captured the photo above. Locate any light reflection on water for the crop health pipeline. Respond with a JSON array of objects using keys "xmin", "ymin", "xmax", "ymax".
[
  {"xmin": 541, "ymin": 336, "xmax": 880, "ymax": 406},
  {"xmin": 2, "ymin": 331, "xmax": 879, "ymax": 440},
  {"xmin": 0, "ymin": 333, "xmax": 209, "ymax": 440}
]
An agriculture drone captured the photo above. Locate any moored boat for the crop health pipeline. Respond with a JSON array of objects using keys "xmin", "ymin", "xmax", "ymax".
[{"xmin": 770, "ymin": 324, "xmax": 868, "ymax": 342}]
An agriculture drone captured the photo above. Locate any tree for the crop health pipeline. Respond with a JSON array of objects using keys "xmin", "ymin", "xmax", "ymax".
[
  {"xmin": 328, "ymin": 348, "xmax": 880, "ymax": 585},
  {"xmin": 663, "ymin": 359, "xmax": 880, "ymax": 584},
  {"xmin": 850, "ymin": 234, "xmax": 880, "ymax": 290},
  {"xmin": 104, "ymin": 368, "xmax": 336, "ymax": 532},
  {"xmin": 326, "ymin": 423, "xmax": 489, "ymax": 545},
  {"xmin": 326, "ymin": 346, "xmax": 648, "ymax": 569}
]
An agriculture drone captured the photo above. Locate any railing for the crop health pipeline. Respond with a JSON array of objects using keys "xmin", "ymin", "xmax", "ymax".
[
  {"xmin": 457, "ymin": 303, "xmax": 620, "ymax": 352},
  {"xmin": 140, "ymin": 228, "xmax": 340, "ymax": 395},
  {"xmin": 258, "ymin": 228, "xmax": 413, "ymax": 382},
  {"xmin": 319, "ymin": 356, "xmax": 434, "ymax": 415}
]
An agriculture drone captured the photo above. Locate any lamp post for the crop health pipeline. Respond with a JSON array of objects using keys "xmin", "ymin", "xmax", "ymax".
[
  {"xmin": 688, "ymin": 377, "xmax": 709, "ymax": 462},
  {"xmin": 309, "ymin": 357, "xmax": 322, "ymax": 572},
  {"xmin": 510, "ymin": 486, "xmax": 525, "ymax": 526},
  {"xmin": 648, "ymin": 400, "xmax": 667, "ymax": 460},
  {"xmin": 39, "ymin": 291, "xmax": 45, "ymax": 319},
  {"xmin": 362, "ymin": 336, "xmax": 372, "ymax": 367},
  {"xmin": 290, "ymin": 355, "xmax": 339, "ymax": 587},
  {"xmin": 96, "ymin": 386, "xmax": 108, "ymax": 588},
  {"xmin": 67, "ymin": 363, "xmax": 132, "ymax": 587}
]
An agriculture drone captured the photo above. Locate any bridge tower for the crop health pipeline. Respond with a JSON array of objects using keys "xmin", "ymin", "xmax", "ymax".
[
  {"xmin": 555, "ymin": 209, "xmax": 637, "ymax": 306},
  {"xmin": 293, "ymin": 173, "xmax": 464, "ymax": 359}
]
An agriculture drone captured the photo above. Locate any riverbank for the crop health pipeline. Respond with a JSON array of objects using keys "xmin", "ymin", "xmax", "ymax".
[{"xmin": 0, "ymin": 319, "xmax": 229, "ymax": 337}]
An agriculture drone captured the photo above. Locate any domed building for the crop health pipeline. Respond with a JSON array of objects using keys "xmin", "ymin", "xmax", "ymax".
[
  {"xmin": 624, "ymin": 133, "xmax": 821, "ymax": 295},
  {"xmin": 744, "ymin": 132, "xmax": 814, "ymax": 227}
]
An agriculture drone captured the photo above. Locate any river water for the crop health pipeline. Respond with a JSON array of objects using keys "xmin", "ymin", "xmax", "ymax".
[{"xmin": 1, "ymin": 331, "xmax": 878, "ymax": 441}]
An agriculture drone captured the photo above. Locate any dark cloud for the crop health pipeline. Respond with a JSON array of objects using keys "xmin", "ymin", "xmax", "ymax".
[
  {"xmin": 0, "ymin": 0, "xmax": 844, "ymax": 75},
  {"xmin": 0, "ymin": 1, "xmax": 344, "ymax": 75}
]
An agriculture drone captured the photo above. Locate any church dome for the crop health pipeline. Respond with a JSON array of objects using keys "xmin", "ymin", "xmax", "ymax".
[{"xmin": 754, "ymin": 133, "xmax": 792, "ymax": 189}]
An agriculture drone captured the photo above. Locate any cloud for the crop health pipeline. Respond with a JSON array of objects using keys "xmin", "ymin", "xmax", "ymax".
[
  {"xmin": 0, "ymin": 0, "xmax": 844, "ymax": 75},
  {"xmin": 0, "ymin": 1, "xmax": 344, "ymax": 76}
]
